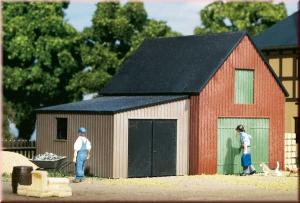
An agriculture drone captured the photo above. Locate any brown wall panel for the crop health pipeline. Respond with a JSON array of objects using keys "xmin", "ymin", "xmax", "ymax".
[
  {"xmin": 36, "ymin": 113, "xmax": 114, "ymax": 177},
  {"xmin": 36, "ymin": 99, "xmax": 189, "ymax": 178},
  {"xmin": 189, "ymin": 36, "xmax": 285, "ymax": 174}
]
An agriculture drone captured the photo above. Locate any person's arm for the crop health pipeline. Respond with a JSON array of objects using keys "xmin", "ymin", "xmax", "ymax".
[
  {"xmin": 243, "ymin": 143, "xmax": 248, "ymax": 154},
  {"xmin": 87, "ymin": 150, "xmax": 91, "ymax": 160},
  {"xmin": 86, "ymin": 139, "xmax": 91, "ymax": 160},
  {"xmin": 240, "ymin": 134, "xmax": 244, "ymax": 153},
  {"xmin": 73, "ymin": 150, "xmax": 77, "ymax": 162}
]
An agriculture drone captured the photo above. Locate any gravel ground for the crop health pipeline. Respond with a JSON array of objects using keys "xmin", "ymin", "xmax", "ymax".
[{"xmin": 1, "ymin": 174, "xmax": 298, "ymax": 201}]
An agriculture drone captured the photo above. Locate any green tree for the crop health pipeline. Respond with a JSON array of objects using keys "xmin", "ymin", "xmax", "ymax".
[
  {"xmin": 89, "ymin": 1, "xmax": 180, "ymax": 59},
  {"xmin": 3, "ymin": 1, "xmax": 179, "ymax": 139},
  {"xmin": 3, "ymin": 2, "xmax": 82, "ymax": 139},
  {"xmin": 126, "ymin": 19, "xmax": 180, "ymax": 60},
  {"xmin": 90, "ymin": 1, "xmax": 147, "ymax": 58},
  {"xmin": 67, "ymin": 1, "xmax": 180, "ymax": 96},
  {"xmin": 194, "ymin": 1, "xmax": 287, "ymax": 36},
  {"xmin": 66, "ymin": 40, "xmax": 119, "ymax": 100}
]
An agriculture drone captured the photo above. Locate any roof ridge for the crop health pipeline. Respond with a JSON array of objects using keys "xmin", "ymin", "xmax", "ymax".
[
  {"xmin": 145, "ymin": 31, "xmax": 247, "ymax": 41},
  {"xmin": 100, "ymin": 31, "xmax": 247, "ymax": 95},
  {"xmin": 192, "ymin": 31, "xmax": 247, "ymax": 92}
]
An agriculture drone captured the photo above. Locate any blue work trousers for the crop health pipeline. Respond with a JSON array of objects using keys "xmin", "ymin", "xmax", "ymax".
[{"xmin": 75, "ymin": 142, "xmax": 87, "ymax": 180}]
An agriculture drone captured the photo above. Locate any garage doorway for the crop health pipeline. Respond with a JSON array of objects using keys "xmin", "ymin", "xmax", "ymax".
[
  {"xmin": 217, "ymin": 118, "xmax": 269, "ymax": 174},
  {"xmin": 128, "ymin": 119, "xmax": 177, "ymax": 177}
]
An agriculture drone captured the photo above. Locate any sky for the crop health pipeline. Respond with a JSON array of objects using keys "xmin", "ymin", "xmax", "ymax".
[{"xmin": 64, "ymin": 0, "xmax": 298, "ymax": 35}]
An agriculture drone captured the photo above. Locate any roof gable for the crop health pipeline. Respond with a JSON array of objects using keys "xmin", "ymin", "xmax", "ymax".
[
  {"xmin": 253, "ymin": 11, "xmax": 298, "ymax": 50},
  {"xmin": 100, "ymin": 31, "xmax": 288, "ymax": 97},
  {"xmin": 100, "ymin": 31, "xmax": 246, "ymax": 95}
]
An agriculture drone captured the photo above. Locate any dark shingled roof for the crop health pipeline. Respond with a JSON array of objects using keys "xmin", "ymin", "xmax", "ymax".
[
  {"xmin": 100, "ymin": 31, "xmax": 288, "ymax": 96},
  {"xmin": 253, "ymin": 12, "xmax": 298, "ymax": 50},
  {"xmin": 100, "ymin": 31, "xmax": 245, "ymax": 95},
  {"xmin": 36, "ymin": 95, "xmax": 188, "ymax": 113}
]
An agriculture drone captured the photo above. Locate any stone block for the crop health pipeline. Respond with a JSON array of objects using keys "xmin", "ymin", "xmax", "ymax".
[{"xmin": 17, "ymin": 170, "xmax": 72, "ymax": 198}]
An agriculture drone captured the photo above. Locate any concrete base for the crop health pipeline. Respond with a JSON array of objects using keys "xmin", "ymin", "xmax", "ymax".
[{"xmin": 17, "ymin": 170, "xmax": 72, "ymax": 198}]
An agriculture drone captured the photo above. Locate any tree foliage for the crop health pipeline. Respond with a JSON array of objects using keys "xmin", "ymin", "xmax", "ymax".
[
  {"xmin": 194, "ymin": 1, "xmax": 287, "ymax": 36},
  {"xmin": 2, "ymin": 100, "xmax": 15, "ymax": 140},
  {"xmin": 3, "ymin": 2, "xmax": 82, "ymax": 139},
  {"xmin": 3, "ymin": 1, "xmax": 179, "ymax": 139},
  {"xmin": 126, "ymin": 19, "xmax": 180, "ymax": 60},
  {"xmin": 67, "ymin": 1, "xmax": 180, "ymax": 97},
  {"xmin": 91, "ymin": 2, "xmax": 147, "ymax": 57}
]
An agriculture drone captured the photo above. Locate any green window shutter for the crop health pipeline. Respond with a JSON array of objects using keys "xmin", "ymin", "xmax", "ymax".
[{"xmin": 235, "ymin": 70, "xmax": 254, "ymax": 104}]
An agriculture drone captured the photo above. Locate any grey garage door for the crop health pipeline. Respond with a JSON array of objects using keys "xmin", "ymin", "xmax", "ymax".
[{"xmin": 128, "ymin": 119, "xmax": 177, "ymax": 177}]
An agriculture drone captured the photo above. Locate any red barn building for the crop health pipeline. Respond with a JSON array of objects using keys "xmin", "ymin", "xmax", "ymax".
[
  {"xmin": 189, "ymin": 35, "xmax": 287, "ymax": 174},
  {"xmin": 37, "ymin": 32, "xmax": 287, "ymax": 177}
]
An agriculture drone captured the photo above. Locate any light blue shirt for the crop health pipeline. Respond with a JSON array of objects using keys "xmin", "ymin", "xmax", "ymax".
[{"xmin": 240, "ymin": 132, "xmax": 251, "ymax": 146}]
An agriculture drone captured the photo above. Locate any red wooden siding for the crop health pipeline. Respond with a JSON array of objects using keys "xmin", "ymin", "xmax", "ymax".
[{"xmin": 189, "ymin": 36, "xmax": 285, "ymax": 174}]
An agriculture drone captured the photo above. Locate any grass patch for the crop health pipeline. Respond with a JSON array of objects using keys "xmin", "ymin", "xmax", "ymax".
[{"xmin": 1, "ymin": 172, "xmax": 11, "ymax": 182}]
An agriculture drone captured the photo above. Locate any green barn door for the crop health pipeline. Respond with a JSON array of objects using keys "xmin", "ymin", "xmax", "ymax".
[{"xmin": 217, "ymin": 118, "xmax": 269, "ymax": 174}]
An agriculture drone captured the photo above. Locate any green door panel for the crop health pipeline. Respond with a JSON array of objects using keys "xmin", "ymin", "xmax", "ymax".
[
  {"xmin": 235, "ymin": 70, "xmax": 254, "ymax": 104},
  {"xmin": 217, "ymin": 118, "xmax": 269, "ymax": 174}
]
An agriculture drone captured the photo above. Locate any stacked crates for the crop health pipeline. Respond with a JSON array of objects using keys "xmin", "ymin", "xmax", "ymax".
[{"xmin": 284, "ymin": 133, "xmax": 298, "ymax": 170}]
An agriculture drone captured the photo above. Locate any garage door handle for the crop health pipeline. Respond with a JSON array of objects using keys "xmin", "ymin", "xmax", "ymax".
[{"xmin": 153, "ymin": 150, "xmax": 157, "ymax": 153}]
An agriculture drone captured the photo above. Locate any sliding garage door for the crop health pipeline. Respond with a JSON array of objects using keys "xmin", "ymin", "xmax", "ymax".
[
  {"xmin": 128, "ymin": 119, "xmax": 177, "ymax": 177},
  {"xmin": 217, "ymin": 118, "xmax": 269, "ymax": 174}
]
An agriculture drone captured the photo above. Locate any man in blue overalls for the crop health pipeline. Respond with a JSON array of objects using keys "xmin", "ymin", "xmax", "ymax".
[
  {"xmin": 236, "ymin": 125, "xmax": 256, "ymax": 176},
  {"xmin": 73, "ymin": 127, "xmax": 91, "ymax": 183}
]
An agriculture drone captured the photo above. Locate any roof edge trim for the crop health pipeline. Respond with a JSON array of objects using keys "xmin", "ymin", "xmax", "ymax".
[
  {"xmin": 195, "ymin": 31, "xmax": 247, "ymax": 93},
  {"xmin": 35, "ymin": 95, "xmax": 190, "ymax": 114},
  {"xmin": 247, "ymin": 34, "xmax": 289, "ymax": 97}
]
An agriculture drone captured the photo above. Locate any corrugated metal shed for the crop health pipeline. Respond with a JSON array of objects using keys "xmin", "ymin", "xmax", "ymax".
[{"xmin": 36, "ymin": 96, "xmax": 190, "ymax": 178}]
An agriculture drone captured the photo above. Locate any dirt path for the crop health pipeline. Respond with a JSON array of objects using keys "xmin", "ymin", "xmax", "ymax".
[{"xmin": 2, "ymin": 175, "xmax": 298, "ymax": 201}]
